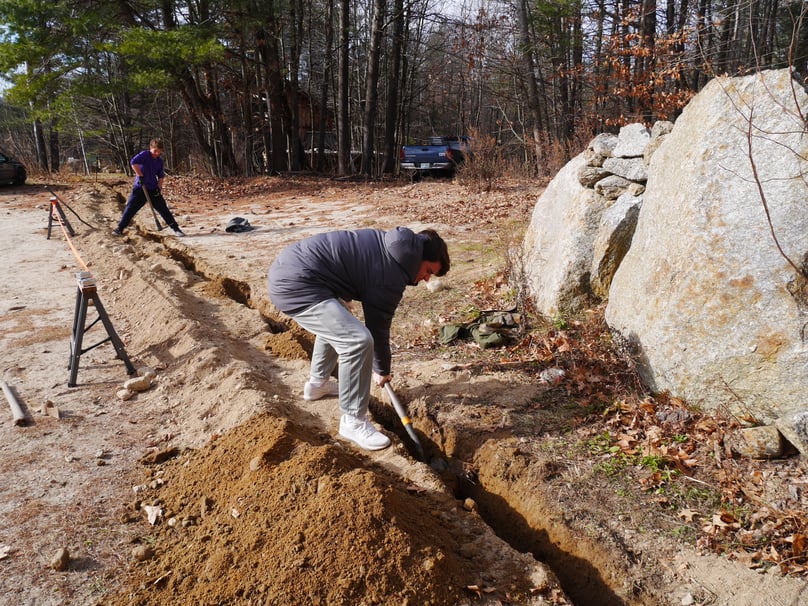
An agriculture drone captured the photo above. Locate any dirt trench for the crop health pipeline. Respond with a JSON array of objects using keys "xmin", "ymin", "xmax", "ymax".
[{"xmin": 148, "ymin": 239, "xmax": 657, "ymax": 606}]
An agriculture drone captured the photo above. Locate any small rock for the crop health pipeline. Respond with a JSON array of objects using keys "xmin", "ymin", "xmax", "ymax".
[
  {"xmin": 50, "ymin": 547, "xmax": 70, "ymax": 571},
  {"xmin": 774, "ymin": 409, "xmax": 808, "ymax": 456},
  {"xmin": 539, "ymin": 367, "xmax": 565, "ymax": 384},
  {"xmin": 681, "ymin": 592, "xmax": 695, "ymax": 606},
  {"xmin": 578, "ymin": 165, "xmax": 611, "ymax": 187},
  {"xmin": 137, "ymin": 366, "xmax": 157, "ymax": 380},
  {"xmin": 612, "ymin": 122, "xmax": 651, "ymax": 158},
  {"xmin": 116, "ymin": 388, "xmax": 134, "ymax": 401},
  {"xmin": 132, "ymin": 545, "xmax": 154, "ymax": 562},
  {"xmin": 602, "ymin": 156, "xmax": 648, "ymax": 182},
  {"xmin": 655, "ymin": 407, "xmax": 692, "ymax": 426},
  {"xmin": 728, "ymin": 426, "xmax": 784, "ymax": 459},
  {"xmin": 588, "ymin": 132, "xmax": 618, "ymax": 158},
  {"xmin": 462, "ymin": 497, "xmax": 478, "ymax": 513},
  {"xmin": 441, "ymin": 362, "xmax": 471, "ymax": 372},
  {"xmin": 140, "ymin": 447, "xmax": 180, "ymax": 465},
  {"xmin": 143, "ymin": 505, "xmax": 163, "ymax": 525},
  {"xmin": 249, "ymin": 456, "xmax": 263, "ymax": 471},
  {"xmin": 594, "ymin": 174, "xmax": 633, "ymax": 200},
  {"xmin": 124, "ymin": 376, "xmax": 151, "ymax": 393}
]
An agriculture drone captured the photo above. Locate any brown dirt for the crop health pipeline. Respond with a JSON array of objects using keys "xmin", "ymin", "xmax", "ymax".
[{"xmin": 0, "ymin": 174, "xmax": 806, "ymax": 606}]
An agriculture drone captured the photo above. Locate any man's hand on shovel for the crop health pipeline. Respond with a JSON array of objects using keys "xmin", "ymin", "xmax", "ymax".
[{"xmin": 373, "ymin": 372, "xmax": 391, "ymax": 387}]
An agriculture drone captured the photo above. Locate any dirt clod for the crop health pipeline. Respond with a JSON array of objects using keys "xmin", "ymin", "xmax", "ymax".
[{"xmin": 50, "ymin": 547, "xmax": 70, "ymax": 571}]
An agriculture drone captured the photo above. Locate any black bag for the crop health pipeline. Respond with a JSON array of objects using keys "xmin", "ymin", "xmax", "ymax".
[{"xmin": 225, "ymin": 217, "xmax": 254, "ymax": 233}]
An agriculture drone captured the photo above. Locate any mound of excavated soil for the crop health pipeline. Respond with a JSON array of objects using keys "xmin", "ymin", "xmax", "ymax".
[{"xmin": 108, "ymin": 414, "xmax": 561, "ymax": 606}]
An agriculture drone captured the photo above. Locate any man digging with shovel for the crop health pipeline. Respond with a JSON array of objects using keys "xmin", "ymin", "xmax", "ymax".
[
  {"xmin": 268, "ymin": 227, "xmax": 450, "ymax": 450},
  {"xmin": 113, "ymin": 137, "xmax": 185, "ymax": 237}
]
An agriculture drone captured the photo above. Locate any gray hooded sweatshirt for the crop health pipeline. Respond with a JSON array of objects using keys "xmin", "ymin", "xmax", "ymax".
[{"xmin": 268, "ymin": 227, "xmax": 425, "ymax": 375}]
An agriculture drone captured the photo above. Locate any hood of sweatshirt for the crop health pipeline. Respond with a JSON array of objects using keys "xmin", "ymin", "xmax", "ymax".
[{"xmin": 383, "ymin": 227, "xmax": 424, "ymax": 285}]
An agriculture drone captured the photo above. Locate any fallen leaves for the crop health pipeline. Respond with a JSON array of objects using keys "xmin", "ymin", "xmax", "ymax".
[
  {"xmin": 398, "ymin": 187, "xmax": 808, "ymax": 579},
  {"xmin": 470, "ymin": 293, "xmax": 808, "ymax": 577},
  {"xmin": 679, "ymin": 508, "xmax": 700, "ymax": 522},
  {"xmin": 791, "ymin": 533, "xmax": 808, "ymax": 557}
]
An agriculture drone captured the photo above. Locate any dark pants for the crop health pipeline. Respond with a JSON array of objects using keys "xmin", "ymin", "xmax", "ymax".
[{"xmin": 117, "ymin": 187, "xmax": 178, "ymax": 231}]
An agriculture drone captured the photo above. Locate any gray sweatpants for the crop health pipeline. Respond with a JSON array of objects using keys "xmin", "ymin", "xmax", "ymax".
[{"xmin": 290, "ymin": 298, "xmax": 373, "ymax": 417}]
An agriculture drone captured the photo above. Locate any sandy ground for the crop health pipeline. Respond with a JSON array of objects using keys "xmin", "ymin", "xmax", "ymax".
[{"xmin": 0, "ymin": 175, "xmax": 806, "ymax": 606}]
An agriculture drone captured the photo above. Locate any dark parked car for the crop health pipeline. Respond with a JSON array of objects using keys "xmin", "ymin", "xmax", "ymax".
[{"xmin": 0, "ymin": 151, "xmax": 26, "ymax": 185}]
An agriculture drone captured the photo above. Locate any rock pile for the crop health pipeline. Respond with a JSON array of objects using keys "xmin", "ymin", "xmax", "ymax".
[{"xmin": 523, "ymin": 67, "xmax": 808, "ymax": 440}]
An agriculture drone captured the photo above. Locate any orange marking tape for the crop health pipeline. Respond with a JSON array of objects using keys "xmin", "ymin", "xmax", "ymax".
[{"xmin": 52, "ymin": 200, "xmax": 90, "ymax": 272}]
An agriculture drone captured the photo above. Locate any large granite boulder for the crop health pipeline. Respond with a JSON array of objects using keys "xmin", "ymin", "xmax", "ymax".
[
  {"xmin": 605, "ymin": 68, "xmax": 808, "ymax": 421},
  {"xmin": 522, "ymin": 124, "xmax": 665, "ymax": 317},
  {"xmin": 521, "ymin": 154, "xmax": 606, "ymax": 317}
]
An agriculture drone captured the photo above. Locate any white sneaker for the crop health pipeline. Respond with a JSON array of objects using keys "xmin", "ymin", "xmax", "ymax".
[
  {"xmin": 172, "ymin": 228, "xmax": 186, "ymax": 237},
  {"xmin": 303, "ymin": 379, "xmax": 339, "ymax": 401},
  {"xmin": 338, "ymin": 414, "xmax": 391, "ymax": 450}
]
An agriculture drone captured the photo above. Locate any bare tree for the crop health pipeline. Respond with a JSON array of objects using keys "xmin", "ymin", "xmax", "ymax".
[
  {"xmin": 516, "ymin": 0, "xmax": 544, "ymax": 172},
  {"xmin": 337, "ymin": 0, "xmax": 352, "ymax": 175},
  {"xmin": 381, "ymin": 0, "xmax": 405, "ymax": 174},
  {"xmin": 361, "ymin": 0, "xmax": 387, "ymax": 176}
]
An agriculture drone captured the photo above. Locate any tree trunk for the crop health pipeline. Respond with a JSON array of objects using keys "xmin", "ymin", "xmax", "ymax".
[
  {"xmin": 517, "ymin": 0, "xmax": 543, "ymax": 173},
  {"xmin": 337, "ymin": 0, "xmax": 351, "ymax": 175},
  {"xmin": 639, "ymin": 0, "xmax": 657, "ymax": 122},
  {"xmin": 790, "ymin": 2, "xmax": 808, "ymax": 75},
  {"xmin": 33, "ymin": 116, "xmax": 48, "ymax": 171},
  {"xmin": 691, "ymin": 0, "xmax": 710, "ymax": 90},
  {"xmin": 257, "ymin": 16, "xmax": 292, "ymax": 174},
  {"xmin": 361, "ymin": 0, "xmax": 386, "ymax": 177},
  {"xmin": 48, "ymin": 120, "xmax": 60, "ymax": 172},
  {"xmin": 288, "ymin": 0, "xmax": 304, "ymax": 171},
  {"xmin": 381, "ymin": 0, "xmax": 404, "ymax": 174},
  {"xmin": 316, "ymin": 0, "xmax": 335, "ymax": 172}
]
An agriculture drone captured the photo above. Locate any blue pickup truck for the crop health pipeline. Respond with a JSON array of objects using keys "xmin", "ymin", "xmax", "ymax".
[{"xmin": 399, "ymin": 136, "xmax": 471, "ymax": 177}]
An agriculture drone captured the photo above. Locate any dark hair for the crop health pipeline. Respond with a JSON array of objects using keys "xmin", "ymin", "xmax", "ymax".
[
  {"xmin": 150, "ymin": 137, "xmax": 164, "ymax": 150},
  {"xmin": 419, "ymin": 229, "xmax": 450, "ymax": 276}
]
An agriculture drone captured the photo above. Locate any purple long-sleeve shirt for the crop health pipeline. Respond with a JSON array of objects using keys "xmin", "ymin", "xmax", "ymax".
[{"xmin": 130, "ymin": 149, "xmax": 164, "ymax": 190}]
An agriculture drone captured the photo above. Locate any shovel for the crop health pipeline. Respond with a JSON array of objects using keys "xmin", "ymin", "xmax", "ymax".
[
  {"xmin": 141, "ymin": 186, "xmax": 165, "ymax": 231},
  {"xmin": 384, "ymin": 383, "xmax": 427, "ymax": 462}
]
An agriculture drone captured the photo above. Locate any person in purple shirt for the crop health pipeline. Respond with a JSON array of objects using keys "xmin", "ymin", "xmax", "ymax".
[{"xmin": 113, "ymin": 138, "xmax": 184, "ymax": 237}]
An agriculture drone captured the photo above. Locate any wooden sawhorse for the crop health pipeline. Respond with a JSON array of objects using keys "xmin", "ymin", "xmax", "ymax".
[
  {"xmin": 47, "ymin": 196, "xmax": 75, "ymax": 239},
  {"xmin": 68, "ymin": 271, "xmax": 135, "ymax": 387}
]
